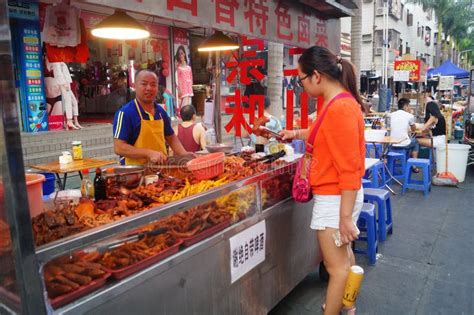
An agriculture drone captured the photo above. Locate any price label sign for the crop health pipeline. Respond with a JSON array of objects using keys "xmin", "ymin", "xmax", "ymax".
[
  {"xmin": 438, "ymin": 76, "xmax": 455, "ymax": 91},
  {"xmin": 393, "ymin": 70, "xmax": 410, "ymax": 82},
  {"xmin": 229, "ymin": 220, "xmax": 266, "ymax": 283}
]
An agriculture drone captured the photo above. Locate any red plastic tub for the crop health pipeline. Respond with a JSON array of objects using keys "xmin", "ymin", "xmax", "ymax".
[
  {"xmin": 50, "ymin": 272, "xmax": 111, "ymax": 309},
  {"xmin": 25, "ymin": 173, "xmax": 45, "ymax": 218},
  {"xmin": 186, "ymin": 152, "xmax": 225, "ymax": 180},
  {"xmin": 180, "ymin": 219, "xmax": 231, "ymax": 247},
  {"xmin": 104, "ymin": 240, "xmax": 183, "ymax": 280}
]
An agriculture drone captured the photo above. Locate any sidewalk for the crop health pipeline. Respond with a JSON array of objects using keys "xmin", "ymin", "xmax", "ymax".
[{"xmin": 270, "ymin": 167, "xmax": 474, "ymax": 315}]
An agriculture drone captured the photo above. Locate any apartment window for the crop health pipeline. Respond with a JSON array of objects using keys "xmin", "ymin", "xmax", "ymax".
[
  {"xmin": 425, "ymin": 27, "xmax": 431, "ymax": 46},
  {"xmin": 374, "ymin": 30, "xmax": 383, "ymax": 55},
  {"xmin": 417, "ymin": 22, "xmax": 421, "ymax": 37},
  {"xmin": 407, "ymin": 12, "xmax": 413, "ymax": 26},
  {"xmin": 406, "ymin": 42, "xmax": 410, "ymax": 54},
  {"xmin": 362, "ymin": 34, "xmax": 373, "ymax": 42},
  {"xmin": 401, "ymin": 4, "xmax": 404, "ymax": 20}
]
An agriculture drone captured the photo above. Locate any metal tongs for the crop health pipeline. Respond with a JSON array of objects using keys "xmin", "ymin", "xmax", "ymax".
[
  {"xmin": 244, "ymin": 150, "xmax": 286, "ymax": 166},
  {"xmin": 258, "ymin": 126, "xmax": 284, "ymax": 140},
  {"xmin": 90, "ymin": 226, "xmax": 168, "ymax": 253}
]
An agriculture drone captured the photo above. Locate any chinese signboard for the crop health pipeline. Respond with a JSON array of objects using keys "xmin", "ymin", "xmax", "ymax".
[
  {"xmin": 229, "ymin": 220, "xmax": 266, "ymax": 283},
  {"xmin": 86, "ymin": 0, "xmax": 340, "ymax": 52},
  {"xmin": 394, "ymin": 60, "xmax": 422, "ymax": 82},
  {"xmin": 9, "ymin": 1, "xmax": 48, "ymax": 132},
  {"xmin": 438, "ymin": 76, "xmax": 455, "ymax": 91}
]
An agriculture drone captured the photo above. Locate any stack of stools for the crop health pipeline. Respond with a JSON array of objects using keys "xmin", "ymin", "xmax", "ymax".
[
  {"xmin": 354, "ymin": 203, "xmax": 378, "ymax": 265},
  {"xmin": 363, "ymin": 188, "xmax": 393, "ymax": 242},
  {"xmin": 402, "ymin": 158, "xmax": 432, "ymax": 196}
]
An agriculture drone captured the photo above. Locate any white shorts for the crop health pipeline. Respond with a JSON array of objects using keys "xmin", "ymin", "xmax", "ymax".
[
  {"xmin": 310, "ymin": 188, "xmax": 364, "ymax": 230},
  {"xmin": 432, "ymin": 135, "xmax": 446, "ymax": 149}
]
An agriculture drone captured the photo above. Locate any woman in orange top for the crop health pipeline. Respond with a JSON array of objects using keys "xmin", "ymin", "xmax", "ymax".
[{"xmin": 281, "ymin": 46, "xmax": 366, "ymax": 315}]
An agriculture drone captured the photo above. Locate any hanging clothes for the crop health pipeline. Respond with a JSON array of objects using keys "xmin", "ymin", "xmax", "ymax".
[
  {"xmin": 46, "ymin": 19, "xmax": 89, "ymax": 63},
  {"xmin": 176, "ymin": 65, "xmax": 194, "ymax": 99},
  {"xmin": 43, "ymin": 3, "xmax": 81, "ymax": 47}
]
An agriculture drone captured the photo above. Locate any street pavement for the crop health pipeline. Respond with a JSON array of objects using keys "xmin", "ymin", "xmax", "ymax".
[{"xmin": 270, "ymin": 166, "xmax": 474, "ymax": 315}]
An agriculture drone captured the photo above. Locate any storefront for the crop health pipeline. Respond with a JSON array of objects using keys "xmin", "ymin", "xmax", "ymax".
[{"xmin": 0, "ymin": 0, "xmax": 354, "ymax": 314}]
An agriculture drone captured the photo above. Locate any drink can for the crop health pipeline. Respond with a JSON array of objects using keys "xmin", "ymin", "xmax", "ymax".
[
  {"xmin": 292, "ymin": 139, "xmax": 305, "ymax": 154},
  {"xmin": 72, "ymin": 141, "xmax": 83, "ymax": 160},
  {"xmin": 342, "ymin": 265, "xmax": 364, "ymax": 307}
]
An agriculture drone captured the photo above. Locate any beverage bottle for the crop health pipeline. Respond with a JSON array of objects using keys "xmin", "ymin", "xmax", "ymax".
[
  {"xmin": 94, "ymin": 168, "xmax": 107, "ymax": 201},
  {"xmin": 80, "ymin": 169, "xmax": 94, "ymax": 199},
  {"xmin": 342, "ymin": 265, "xmax": 365, "ymax": 307}
]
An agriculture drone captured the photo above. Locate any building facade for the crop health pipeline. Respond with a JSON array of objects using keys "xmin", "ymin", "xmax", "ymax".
[{"xmin": 342, "ymin": 0, "xmax": 440, "ymax": 84}]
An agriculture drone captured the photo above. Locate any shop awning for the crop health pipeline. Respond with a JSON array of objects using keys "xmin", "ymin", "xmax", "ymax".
[
  {"xmin": 427, "ymin": 60, "xmax": 469, "ymax": 79},
  {"xmin": 297, "ymin": 0, "xmax": 356, "ymax": 18}
]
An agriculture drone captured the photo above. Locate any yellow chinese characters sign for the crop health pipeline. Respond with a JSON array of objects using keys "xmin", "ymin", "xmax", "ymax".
[{"xmin": 394, "ymin": 60, "xmax": 421, "ymax": 82}]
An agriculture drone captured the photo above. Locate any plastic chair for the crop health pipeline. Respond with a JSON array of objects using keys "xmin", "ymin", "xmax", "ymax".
[
  {"xmin": 364, "ymin": 188, "xmax": 393, "ymax": 242},
  {"xmin": 366, "ymin": 143, "xmax": 383, "ymax": 158},
  {"xmin": 402, "ymin": 158, "xmax": 431, "ymax": 196},
  {"xmin": 364, "ymin": 161, "xmax": 386, "ymax": 189},
  {"xmin": 362, "ymin": 178, "xmax": 373, "ymax": 188},
  {"xmin": 387, "ymin": 152, "xmax": 406, "ymax": 182},
  {"xmin": 354, "ymin": 203, "xmax": 378, "ymax": 265}
]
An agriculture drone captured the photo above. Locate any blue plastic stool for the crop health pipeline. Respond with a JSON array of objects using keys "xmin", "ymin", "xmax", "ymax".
[
  {"xmin": 364, "ymin": 161, "xmax": 386, "ymax": 189},
  {"xmin": 362, "ymin": 178, "xmax": 373, "ymax": 188},
  {"xmin": 354, "ymin": 203, "xmax": 378, "ymax": 265},
  {"xmin": 389, "ymin": 146, "xmax": 409, "ymax": 160},
  {"xmin": 366, "ymin": 143, "xmax": 383, "ymax": 158},
  {"xmin": 402, "ymin": 158, "xmax": 431, "ymax": 196},
  {"xmin": 387, "ymin": 152, "xmax": 406, "ymax": 182},
  {"xmin": 363, "ymin": 188, "xmax": 393, "ymax": 242}
]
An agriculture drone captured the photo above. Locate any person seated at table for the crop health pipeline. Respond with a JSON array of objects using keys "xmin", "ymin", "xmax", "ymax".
[
  {"xmin": 417, "ymin": 100, "xmax": 446, "ymax": 149},
  {"xmin": 389, "ymin": 98, "xmax": 419, "ymax": 161},
  {"xmin": 174, "ymin": 105, "xmax": 207, "ymax": 152}
]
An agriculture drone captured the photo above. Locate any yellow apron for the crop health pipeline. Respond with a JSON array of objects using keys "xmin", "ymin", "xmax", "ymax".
[{"xmin": 125, "ymin": 100, "xmax": 167, "ymax": 165}]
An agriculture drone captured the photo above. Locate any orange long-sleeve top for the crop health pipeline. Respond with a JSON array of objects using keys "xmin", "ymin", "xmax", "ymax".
[{"xmin": 309, "ymin": 95, "xmax": 366, "ymax": 195}]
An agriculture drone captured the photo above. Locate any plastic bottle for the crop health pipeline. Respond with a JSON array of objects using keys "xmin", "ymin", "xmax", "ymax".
[
  {"xmin": 93, "ymin": 168, "xmax": 106, "ymax": 201},
  {"xmin": 80, "ymin": 169, "xmax": 94, "ymax": 199}
]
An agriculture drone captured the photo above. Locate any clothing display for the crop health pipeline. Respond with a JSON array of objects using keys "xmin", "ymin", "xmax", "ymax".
[
  {"xmin": 176, "ymin": 65, "xmax": 194, "ymax": 100},
  {"xmin": 45, "ymin": 19, "xmax": 89, "ymax": 63},
  {"xmin": 43, "ymin": 3, "xmax": 81, "ymax": 47},
  {"xmin": 48, "ymin": 61, "xmax": 79, "ymax": 120}
]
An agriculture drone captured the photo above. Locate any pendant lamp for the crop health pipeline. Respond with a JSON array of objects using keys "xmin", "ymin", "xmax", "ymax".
[
  {"xmin": 91, "ymin": 10, "xmax": 150, "ymax": 40},
  {"xmin": 197, "ymin": 31, "xmax": 239, "ymax": 52}
]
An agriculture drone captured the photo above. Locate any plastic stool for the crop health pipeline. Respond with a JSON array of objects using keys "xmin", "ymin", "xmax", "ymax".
[
  {"xmin": 364, "ymin": 161, "xmax": 386, "ymax": 189},
  {"xmin": 402, "ymin": 158, "xmax": 431, "ymax": 196},
  {"xmin": 366, "ymin": 143, "xmax": 383, "ymax": 158},
  {"xmin": 387, "ymin": 152, "xmax": 406, "ymax": 182},
  {"xmin": 389, "ymin": 146, "xmax": 409, "ymax": 160},
  {"xmin": 364, "ymin": 188, "xmax": 393, "ymax": 242},
  {"xmin": 354, "ymin": 203, "xmax": 378, "ymax": 265},
  {"xmin": 362, "ymin": 178, "xmax": 373, "ymax": 188}
]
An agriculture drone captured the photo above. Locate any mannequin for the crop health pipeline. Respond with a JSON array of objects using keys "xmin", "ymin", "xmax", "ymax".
[
  {"xmin": 175, "ymin": 45, "xmax": 193, "ymax": 110},
  {"xmin": 47, "ymin": 60, "xmax": 82, "ymax": 129}
]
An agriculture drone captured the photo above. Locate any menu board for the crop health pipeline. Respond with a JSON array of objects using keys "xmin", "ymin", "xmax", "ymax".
[{"xmin": 9, "ymin": 2, "xmax": 48, "ymax": 132}]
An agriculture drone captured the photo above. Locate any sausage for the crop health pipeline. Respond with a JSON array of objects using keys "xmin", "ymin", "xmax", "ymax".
[
  {"xmin": 46, "ymin": 283, "xmax": 73, "ymax": 298},
  {"xmin": 62, "ymin": 263, "xmax": 85, "ymax": 274},
  {"xmin": 53, "ymin": 275, "xmax": 80, "ymax": 289},
  {"xmin": 63, "ymin": 273, "xmax": 92, "ymax": 286}
]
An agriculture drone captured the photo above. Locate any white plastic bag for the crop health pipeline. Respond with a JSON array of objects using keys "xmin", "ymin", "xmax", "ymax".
[{"xmin": 43, "ymin": 4, "xmax": 81, "ymax": 47}]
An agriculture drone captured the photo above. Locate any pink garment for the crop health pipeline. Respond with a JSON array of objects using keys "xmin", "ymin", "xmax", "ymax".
[{"xmin": 176, "ymin": 65, "xmax": 194, "ymax": 99}]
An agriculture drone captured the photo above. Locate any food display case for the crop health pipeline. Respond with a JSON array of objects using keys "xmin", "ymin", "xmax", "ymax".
[{"xmin": 0, "ymin": 2, "xmax": 320, "ymax": 313}]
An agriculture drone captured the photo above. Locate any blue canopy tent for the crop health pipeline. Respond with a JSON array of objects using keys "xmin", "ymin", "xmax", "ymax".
[{"xmin": 428, "ymin": 60, "xmax": 469, "ymax": 79}]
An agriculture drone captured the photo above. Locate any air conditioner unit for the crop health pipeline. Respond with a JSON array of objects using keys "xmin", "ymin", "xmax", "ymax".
[
  {"xmin": 362, "ymin": 34, "xmax": 373, "ymax": 42},
  {"xmin": 375, "ymin": 47, "xmax": 383, "ymax": 55},
  {"xmin": 376, "ymin": 7, "xmax": 384, "ymax": 15}
]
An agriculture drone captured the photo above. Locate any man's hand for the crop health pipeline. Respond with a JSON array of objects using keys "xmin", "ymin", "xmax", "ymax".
[
  {"xmin": 147, "ymin": 150, "xmax": 167, "ymax": 164},
  {"xmin": 339, "ymin": 217, "xmax": 359, "ymax": 245}
]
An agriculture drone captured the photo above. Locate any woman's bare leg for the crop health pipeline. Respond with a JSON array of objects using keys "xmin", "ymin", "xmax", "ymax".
[{"xmin": 318, "ymin": 228, "xmax": 352, "ymax": 315}]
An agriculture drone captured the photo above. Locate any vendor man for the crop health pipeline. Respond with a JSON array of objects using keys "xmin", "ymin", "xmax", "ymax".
[{"xmin": 113, "ymin": 70, "xmax": 189, "ymax": 165}]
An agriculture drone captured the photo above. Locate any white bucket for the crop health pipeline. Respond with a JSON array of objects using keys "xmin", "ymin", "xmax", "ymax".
[{"xmin": 436, "ymin": 144, "xmax": 471, "ymax": 182}]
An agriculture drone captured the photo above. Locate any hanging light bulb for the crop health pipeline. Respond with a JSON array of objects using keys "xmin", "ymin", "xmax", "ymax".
[
  {"xmin": 198, "ymin": 31, "xmax": 239, "ymax": 52},
  {"xmin": 91, "ymin": 10, "xmax": 150, "ymax": 40}
]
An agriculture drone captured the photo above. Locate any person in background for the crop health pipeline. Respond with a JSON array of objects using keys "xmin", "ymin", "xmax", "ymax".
[
  {"xmin": 158, "ymin": 85, "xmax": 176, "ymax": 119},
  {"xmin": 389, "ymin": 98, "xmax": 419, "ymax": 164},
  {"xmin": 113, "ymin": 70, "xmax": 190, "ymax": 165},
  {"xmin": 279, "ymin": 46, "xmax": 365, "ymax": 314},
  {"xmin": 175, "ymin": 105, "xmax": 207, "ymax": 152},
  {"xmin": 418, "ymin": 100, "xmax": 446, "ymax": 149}
]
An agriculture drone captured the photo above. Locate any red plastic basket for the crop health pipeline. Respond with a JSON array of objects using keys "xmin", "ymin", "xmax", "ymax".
[
  {"xmin": 180, "ymin": 219, "xmax": 231, "ymax": 247},
  {"xmin": 104, "ymin": 240, "xmax": 183, "ymax": 280},
  {"xmin": 186, "ymin": 152, "xmax": 225, "ymax": 180},
  {"xmin": 50, "ymin": 272, "xmax": 111, "ymax": 309}
]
